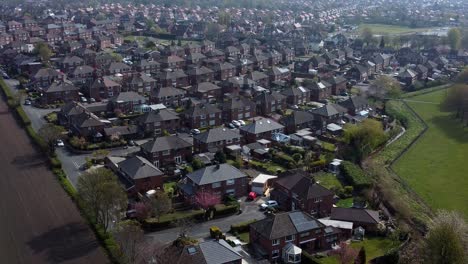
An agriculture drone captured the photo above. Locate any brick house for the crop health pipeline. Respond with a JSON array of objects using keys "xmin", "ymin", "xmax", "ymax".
[
  {"xmin": 179, "ymin": 163, "xmax": 249, "ymax": 202},
  {"xmin": 193, "ymin": 127, "xmax": 242, "ymax": 153},
  {"xmin": 249, "ymin": 211, "xmax": 341, "ymax": 262},
  {"xmin": 193, "ymin": 82, "xmax": 222, "ymax": 101},
  {"xmin": 156, "ymin": 69, "xmax": 189, "ymax": 88},
  {"xmin": 135, "ymin": 59, "xmax": 160, "ymax": 74},
  {"xmin": 270, "ymin": 170, "xmax": 334, "ymax": 218},
  {"xmin": 330, "ymin": 208, "xmax": 381, "ymax": 232},
  {"xmin": 187, "ymin": 66, "xmax": 214, "ymax": 85},
  {"xmin": 239, "ymin": 118, "xmax": 284, "ymax": 143},
  {"xmin": 338, "ymin": 96, "xmax": 369, "ymax": 116},
  {"xmin": 109, "ymin": 91, "xmax": 147, "ymax": 114},
  {"xmin": 136, "ymin": 108, "xmax": 180, "ymax": 137},
  {"xmin": 325, "ymin": 76, "xmax": 347, "ymax": 95},
  {"xmin": 184, "ymin": 103, "xmax": 222, "ymax": 129},
  {"xmin": 126, "ymin": 73, "xmax": 157, "ymax": 93},
  {"xmin": 115, "ymin": 155, "xmax": 164, "ymax": 193},
  {"xmin": 140, "ymin": 135, "xmax": 193, "ymax": 168},
  {"xmin": 209, "ymin": 61, "xmax": 236, "ymax": 81},
  {"xmin": 88, "ymin": 76, "xmax": 122, "ymax": 101},
  {"xmin": 58, "ymin": 56, "xmax": 84, "ymax": 73},
  {"xmin": 310, "ymin": 104, "xmax": 347, "ymax": 127},
  {"xmin": 160, "ymin": 55, "xmax": 185, "ymax": 69},
  {"xmin": 107, "ymin": 62, "xmax": 132, "ymax": 76},
  {"xmin": 281, "ymin": 86, "xmax": 311, "ymax": 105},
  {"xmin": 69, "ymin": 65, "xmax": 95, "ymax": 86},
  {"xmin": 280, "ymin": 111, "xmax": 316, "ymax": 134},
  {"xmin": 150, "ymin": 86, "xmax": 186, "ymax": 107},
  {"xmin": 33, "ymin": 68, "xmax": 65, "ymax": 88},
  {"xmin": 267, "ymin": 66, "xmax": 291, "ymax": 83},
  {"xmin": 254, "ymin": 91, "xmax": 286, "ymax": 116},
  {"xmin": 40, "ymin": 81, "xmax": 80, "ymax": 105},
  {"xmin": 222, "ymin": 97, "xmax": 256, "ymax": 122},
  {"xmin": 307, "ymin": 80, "xmax": 332, "ymax": 101}
]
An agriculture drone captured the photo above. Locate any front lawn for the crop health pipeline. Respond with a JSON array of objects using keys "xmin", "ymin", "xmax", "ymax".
[
  {"xmin": 249, "ymin": 160, "xmax": 286, "ymax": 174},
  {"xmin": 394, "ymin": 88, "xmax": 468, "ymax": 218},
  {"xmin": 335, "ymin": 198, "xmax": 354, "ymax": 208},
  {"xmin": 358, "ymin": 23, "xmax": 438, "ymax": 35},
  {"xmin": 238, "ymin": 232, "xmax": 250, "ymax": 243}
]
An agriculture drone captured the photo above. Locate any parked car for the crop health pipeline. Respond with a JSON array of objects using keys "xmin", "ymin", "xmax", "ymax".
[
  {"xmin": 24, "ymin": 99, "xmax": 31, "ymax": 105},
  {"xmin": 260, "ymin": 200, "xmax": 278, "ymax": 210},
  {"xmin": 237, "ymin": 120, "xmax": 246, "ymax": 126},
  {"xmin": 190, "ymin": 129, "xmax": 201, "ymax": 135},
  {"xmin": 128, "ymin": 140, "xmax": 136, "ymax": 146},
  {"xmin": 89, "ymin": 98, "xmax": 96, "ymax": 103},
  {"xmin": 247, "ymin": 191, "xmax": 257, "ymax": 201},
  {"xmin": 80, "ymin": 97, "xmax": 88, "ymax": 103},
  {"xmin": 226, "ymin": 123, "xmax": 236, "ymax": 129},
  {"xmin": 232, "ymin": 120, "xmax": 241, "ymax": 127},
  {"xmin": 56, "ymin": 139, "xmax": 65, "ymax": 147}
]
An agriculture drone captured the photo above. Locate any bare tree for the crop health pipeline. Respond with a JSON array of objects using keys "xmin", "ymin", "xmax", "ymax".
[
  {"xmin": 114, "ymin": 220, "xmax": 144, "ymax": 263},
  {"xmin": 38, "ymin": 123, "xmax": 64, "ymax": 154},
  {"xmin": 368, "ymin": 75, "xmax": 402, "ymax": 100},
  {"xmin": 333, "ymin": 242, "xmax": 358, "ymax": 264}
]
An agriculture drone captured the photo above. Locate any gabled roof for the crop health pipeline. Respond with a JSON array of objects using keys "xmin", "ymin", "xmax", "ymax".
[
  {"xmin": 254, "ymin": 91, "xmax": 286, "ymax": 103},
  {"xmin": 44, "ymin": 81, "xmax": 79, "ymax": 93},
  {"xmin": 239, "ymin": 118, "xmax": 284, "ymax": 134},
  {"xmin": 187, "ymin": 163, "xmax": 246, "ymax": 185},
  {"xmin": 185, "ymin": 103, "xmax": 221, "ymax": 117},
  {"xmin": 137, "ymin": 109, "xmax": 179, "ymax": 124},
  {"xmin": 141, "ymin": 135, "xmax": 192, "ymax": 152},
  {"xmin": 311, "ymin": 104, "xmax": 347, "ymax": 117},
  {"xmin": 222, "ymin": 97, "xmax": 255, "ymax": 111},
  {"xmin": 108, "ymin": 61, "xmax": 131, "ymax": 72},
  {"xmin": 338, "ymin": 96, "xmax": 368, "ymax": 111},
  {"xmin": 281, "ymin": 110, "xmax": 315, "ymax": 126},
  {"xmin": 118, "ymin": 156, "xmax": 163, "ymax": 180},
  {"xmin": 110, "ymin": 91, "xmax": 146, "ymax": 103},
  {"xmin": 330, "ymin": 208, "xmax": 380, "ymax": 225},
  {"xmin": 193, "ymin": 127, "xmax": 241, "ymax": 144},
  {"xmin": 281, "ymin": 86, "xmax": 309, "ymax": 97},
  {"xmin": 34, "ymin": 68, "xmax": 63, "ymax": 79},
  {"xmin": 275, "ymin": 171, "xmax": 333, "ymax": 200},
  {"xmin": 250, "ymin": 211, "xmax": 324, "ymax": 240},
  {"xmin": 152, "ymin": 86, "xmax": 185, "ymax": 98},
  {"xmin": 196, "ymin": 82, "xmax": 221, "ymax": 93}
]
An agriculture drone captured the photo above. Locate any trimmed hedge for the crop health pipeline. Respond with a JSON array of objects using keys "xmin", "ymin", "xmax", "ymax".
[
  {"xmin": 0, "ymin": 78, "xmax": 14, "ymax": 99},
  {"xmin": 50, "ymin": 157, "xmax": 62, "ymax": 169},
  {"xmin": 230, "ymin": 219, "xmax": 257, "ymax": 233},
  {"xmin": 214, "ymin": 204, "xmax": 239, "ymax": 217},
  {"xmin": 301, "ymin": 251, "xmax": 320, "ymax": 264},
  {"xmin": 142, "ymin": 210, "xmax": 205, "ymax": 231},
  {"xmin": 340, "ymin": 161, "xmax": 372, "ymax": 191},
  {"xmin": 15, "ymin": 106, "xmax": 31, "ymax": 126}
]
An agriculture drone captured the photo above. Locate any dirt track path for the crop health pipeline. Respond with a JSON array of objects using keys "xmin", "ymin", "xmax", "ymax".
[{"xmin": 0, "ymin": 98, "xmax": 108, "ymax": 263}]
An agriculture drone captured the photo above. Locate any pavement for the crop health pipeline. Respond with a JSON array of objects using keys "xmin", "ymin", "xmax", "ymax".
[
  {"xmin": 0, "ymin": 93, "xmax": 108, "ymax": 263},
  {"xmin": 146, "ymin": 197, "xmax": 267, "ymax": 244}
]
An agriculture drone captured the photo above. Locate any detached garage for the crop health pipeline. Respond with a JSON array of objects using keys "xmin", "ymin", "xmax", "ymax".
[{"xmin": 251, "ymin": 174, "xmax": 277, "ymax": 195}]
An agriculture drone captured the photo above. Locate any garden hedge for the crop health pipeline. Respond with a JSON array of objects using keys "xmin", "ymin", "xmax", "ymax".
[
  {"xmin": 230, "ymin": 219, "xmax": 257, "ymax": 233},
  {"xmin": 340, "ymin": 161, "xmax": 372, "ymax": 191}
]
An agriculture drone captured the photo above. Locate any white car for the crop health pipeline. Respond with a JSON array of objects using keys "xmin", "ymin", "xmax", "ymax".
[
  {"xmin": 56, "ymin": 139, "xmax": 65, "ymax": 147},
  {"xmin": 260, "ymin": 200, "xmax": 278, "ymax": 210},
  {"xmin": 231, "ymin": 120, "xmax": 241, "ymax": 127},
  {"xmin": 80, "ymin": 97, "xmax": 88, "ymax": 103},
  {"xmin": 237, "ymin": 120, "xmax": 246, "ymax": 126},
  {"xmin": 190, "ymin": 129, "xmax": 201, "ymax": 135}
]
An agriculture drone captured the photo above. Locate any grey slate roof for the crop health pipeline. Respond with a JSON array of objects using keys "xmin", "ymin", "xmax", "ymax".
[
  {"xmin": 137, "ymin": 109, "xmax": 179, "ymax": 124},
  {"xmin": 187, "ymin": 163, "xmax": 246, "ymax": 185},
  {"xmin": 193, "ymin": 127, "xmax": 241, "ymax": 144},
  {"xmin": 141, "ymin": 135, "xmax": 192, "ymax": 152},
  {"xmin": 338, "ymin": 96, "xmax": 368, "ymax": 111},
  {"xmin": 111, "ymin": 91, "xmax": 146, "ymax": 103},
  {"xmin": 330, "ymin": 208, "xmax": 380, "ymax": 224},
  {"xmin": 281, "ymin": 110, "xmax": 315, "ymax": 126},
  {"xmin": 250, "ymin": 211, "xmax": 324, "ymax": 240},
  {"xmin": 198, "ymin": 240, "xmax": 242, "ymax": 264},
  {"xmin": 118, "ymin": 156, "xmax": 163, "ymax": 180},
  {"xmin": 45, "ymin": 81, "xmax": 79, "ymax": 93},
  {"xmin": 311, "ymin": 104, "xmax": 347, "ymax": 117},
  {"xmin": 239, "ymin": 118, "xmax": 284, "ymax": 134}
]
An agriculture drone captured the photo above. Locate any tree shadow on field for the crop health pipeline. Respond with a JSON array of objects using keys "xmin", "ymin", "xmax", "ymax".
[
  {"xmin": 28, "ymin": 222, "xmax": 100, "ymax": 263},
  {"xmin": 429, "ymin": 115, "xmax": 468, "ymax": 144},
  {"xmin": 11, "ymin": 153, "xmax": 47, "ymax": 169}
]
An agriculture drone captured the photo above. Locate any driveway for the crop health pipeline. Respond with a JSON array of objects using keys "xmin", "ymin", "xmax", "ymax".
[{"xmin": 146, "ymin": 197, "xmax": 267, "ymax": 244}]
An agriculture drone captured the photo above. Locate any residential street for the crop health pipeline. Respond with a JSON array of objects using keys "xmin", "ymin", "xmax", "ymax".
[{"xmin": 147, "ymin": 198, "xmax": 266, "ymax": 244}]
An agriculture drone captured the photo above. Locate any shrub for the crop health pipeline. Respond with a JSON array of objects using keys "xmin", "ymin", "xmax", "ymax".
[
  {"xmin": 0, "ymin": 78, "xmax": 14, "ymax": 99},
  {"xmin": 16, "ymin": 107, "xmax": 31, "ymax": 126},
  {"xmin": 340, "ymin": 161, "xmax": 372, "ymax": 191},
  {"xmin": 230, "ymin": 219, "xmax": 257, "ymax": 233},
  {"xmin": 301, "ymin": 251, "xmax": 320, "ymax": 264},
  {"xmin": 210, "ymin": 226, "xmax": 222, "ymax": 238},
  {"xmin": 50, "ymin": 157, "xmax": 62, "ymax": 169},
  {"xmin": 214, "ymin": 204, "xmax": 239, "ymax": 217},
  {"xmin": 344, "ymin": 186, "xmax": 354, "ymax": 197}
]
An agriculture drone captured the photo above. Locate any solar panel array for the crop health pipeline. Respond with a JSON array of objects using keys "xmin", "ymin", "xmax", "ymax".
[{"xmin": 289, "ymin": 211, "xmax": 319, "ymax": 232}]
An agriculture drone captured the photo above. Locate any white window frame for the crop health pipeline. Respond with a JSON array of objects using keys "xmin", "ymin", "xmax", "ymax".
[
  {"xmin": 285, "ymin": 234, "xmax": 295, "ymax": 242},
  {"xmin": 272, "ymin": 249, "xmax": 280, "ymax": 259},
  {"xmin": 272, "ymin": 239, "xmax": 279, "ymax": 246},
  {"xmin": 226, "ymin": 179, "xmax": 235, "ymax": 185},
  {"xmin": 212, "ymin": 182, "xmax": 221, "ymax": 188}
]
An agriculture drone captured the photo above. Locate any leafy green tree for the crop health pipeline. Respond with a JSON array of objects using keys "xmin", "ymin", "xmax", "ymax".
[
  {"xmin": 77, "ymin": 168, "xmax": 127, "ymax": 231},
  {"xmin": 38, "ymin": 123, "xmax": 65, "ymax": 154},
  {"xmin": 151, "ymin": 191, "xmax": 172, "ymax": 222},
  {"xmin": 361, "ymin": 27, "xmax": 374, "ymax": 45},
  {"xmin": 34, "ymin": 42, "xmax": 54, "ymax": 64},
  {"xmin": 343, "ymin": 119, "xmax": 387, "ymax": 162},
  {"xmin": 423, "ymin": 210, "xmax": 467, "ymax": 264},
  {"xmin": 447, "ymin": 28, "xmax": 462, "ymax": 50},
  {"xmin": 192, "ymin": 157, "xmax": 205, "ymax": 170},
  {"xmin": 214, "ymin": 150, "xmax": 227, "ymax": 163},
  {"xmin": 368, "ymin": 75, "xmax": 402, "ymax": 99}
]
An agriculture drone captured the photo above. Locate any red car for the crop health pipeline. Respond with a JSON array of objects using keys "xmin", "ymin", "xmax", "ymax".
[{"xmin": 247, "ymin": 192, "xmax": 257, "ymax": 200}]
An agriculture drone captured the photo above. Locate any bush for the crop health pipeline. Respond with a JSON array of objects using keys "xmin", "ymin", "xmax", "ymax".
[
  {"xmin": 230, "ymin": 219, "xmax": 257, "ymax": 233},
  {"xmin": 16, "ymin": 107, "xmax": 31, "ymax": 126},
  {"xmin": 214, "ymin": 204, "xmax": 239, "ymax": 217},
  {"xmin": 210, "ymin": 226, "xmax": 222, "ymax": 238},
  {"xmin": 50, "ymin": 157, "xmax": 62, "ymax": 169},
  {"xmin": 340, "ymin": 161, "xmax": 372, "ymax": 191},
  {"xmin": 301, "ymin": 251, "xmax": 320, "ymax": 264},
  {"xmin": 0, "ymin": 78, "xmax": 14, "ymax": 99},
  {"xmin": 26, "ymin": 125, "xmax": 48, "ymax": 151}
]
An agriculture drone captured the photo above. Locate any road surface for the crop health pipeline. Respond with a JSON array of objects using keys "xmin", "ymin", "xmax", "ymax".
[{"xmin": 0, "ymin": 96, "xmax": 108, "ymax": 263}]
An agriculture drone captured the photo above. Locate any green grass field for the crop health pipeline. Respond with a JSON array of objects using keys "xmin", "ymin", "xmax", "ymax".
[
  {"xmin": 314, "ymin": 237, "xmax": 397, "ymax": 264},
  {"xmin": 358, "ymin": 23, "xmax": 435, "ymax": 35},
  {"xmin": 394, "ymin": 89, "xmax": 468, "ymax": 218}
]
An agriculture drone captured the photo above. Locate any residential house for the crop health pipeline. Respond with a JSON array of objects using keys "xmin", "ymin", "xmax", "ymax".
[
  {"xmin": 160, "ymin": 55, "xmax": 185, "ymax": 69},
  {"xmin": 239, "ymin": 118, "xmax": 284, "ymax": 143},
  {"xmin": 40, "ymin": 81, "xmax": 80, "ymax": 105},
  {"xmin": 187, "ymin": 66, "xmax": 214, "ymax": 85},
  {"xmin": 136, "ymin": 108, "xmax": 180, "ymax": 137},
  {"xmin": 109, "ymin": 91, "xmax": 147, "ymax": 114},
  {"xmin": 281, "ymin": 111, "xmax": 316, "ymax": 134},
  {"xmin": 325, "ymin": 76, "xmax": 347, "ymax": 95},
  {"xmin": 268, "ymin": 67, "xmax": 291, "ymax": 83},
  {"xmin": 254, "ymin": 91, "xmax": 286, "ymax": 116},
  {"xmin": 107, "ymin": 62, "xmax": 133, "ymax": 76},
  {"xmin": 127, "ymin": 73, "xmax": 157, "ymax": 93},
  {"xmin": 58, "ymin": 56, "xmax": 84, "ymax": 73},
  {"xmin": 222, "ymin": 97, "xmax": 256, "ymax": 122},
  {"xmin": 398, "ymin": 69, "xmax": 417, "ymax": 86},
  {"xmin": 69, "ymin": 65, "xmax": 95, "ymax": 86},
  {"xmin": 116, "ymin": 155, "xmax": 165, "ymax": 193},
  {"xmin": 248, "ymin": 71, "xmax": 270, "ymax": 88},
  {"xmin": 150, "ymin": 86, "xmax": 186, "ymax": 107},
  {"xmin": 70, "ymin": 111, "xmax": 106, "ymax": 138},
  {"xmin": 193, "ymin": 127, "xmax": 242, "ymax": 153},
  {"xmin": 310, "ymin": 104, "xmax": 347, "ymax": 126},
  {"xmin": 249, "ymin": 211, "xmax": 340, "ymax": 262},
  {"xmin": 282, "ymin": 86, "xmax": 310, "ymax": 106},
  {"xmin": 135, "ymin": 59, "xmax": 160, "ymax": 74},
  {"xmin": 156, "ymin": 69, "xmax": 189, "ymax": 88},
  {"xmin": 184, "ymin": 103, "xmax": 223, "ymax": 129},
  {"xmin": 141, "ymin": 135, "xmax": 193, "ymax": 168},
  {"xmin": 88, "ymin": 76, "xmax": 122, "ymax": 101},
  {"xmin": 33, "ymin": 68, "xmax": 65, "ymax": 88},
  {"xmin": 270, "ymin": 170, "xmax": 334, "ymax": 217},
  {"xmin": 193, "ymin": 82, "xmax": 222, "ymax": 101},
  {"xmin": 338, "ymin": 96, "xmax": 369, "ymax": 116},
  {"xmin": 179, "ymin": 163, "xmax": 249, "ymax": 201},
  {"xmin": 160, "ymin": 240, "xmax": 243, "ymax": 264},
  {"xmin": 307, "ymin": 80, "xmax": 332, "ymax": 101},
  {"xmin": 209, "ymin": 61, "xmax": 236, "ymax": 81}
]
